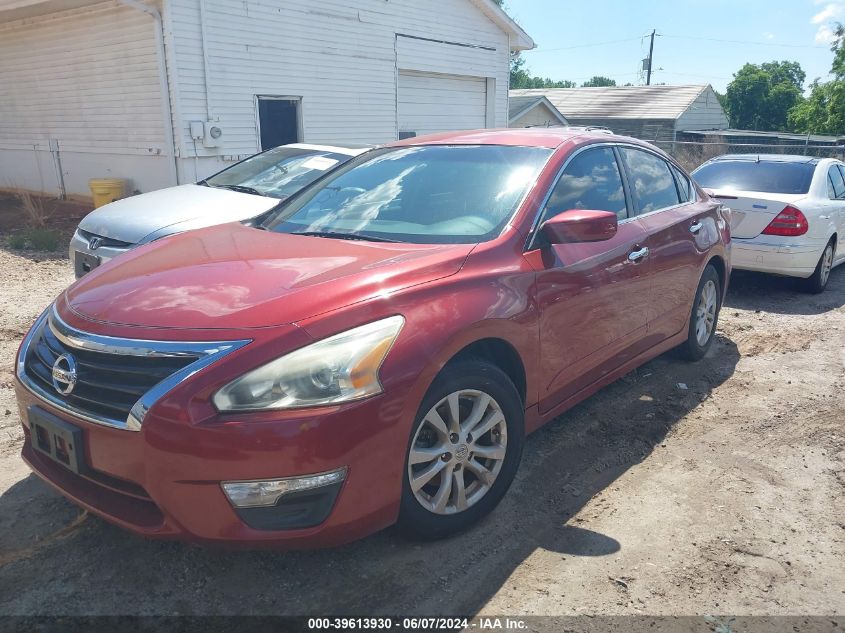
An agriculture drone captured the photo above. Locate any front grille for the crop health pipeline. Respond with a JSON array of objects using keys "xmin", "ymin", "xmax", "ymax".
[
  {"xmin": 18, "ymin": 308, "xmax": 250, "ymax": 431},
  {"xmin": 78, "ymin": 228, "xmax": 134, "ymax": 249},
  {"xmin": 24, "ymin": 319, "xmax": 200, "ymax": 424}
]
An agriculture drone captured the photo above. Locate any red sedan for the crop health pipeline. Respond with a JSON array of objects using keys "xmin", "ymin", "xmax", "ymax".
[{"xmin": 15, "ymin": 128, "xmax": 730, "ymax": 547}]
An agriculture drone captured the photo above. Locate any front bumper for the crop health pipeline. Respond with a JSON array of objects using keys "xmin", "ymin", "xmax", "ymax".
[
  {"xmin": 731, "ymin": 237, "xmax": 823, "ymax": 278},
  {"xmin": 15, "ymin": 384, "xmax": 404, "ymax": 548},
  {"xmin": 13, "ymin": 308, "xmax": 414, "ymax": 548}
]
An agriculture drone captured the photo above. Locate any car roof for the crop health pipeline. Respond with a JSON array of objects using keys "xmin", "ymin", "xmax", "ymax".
[
  {"xmin": 387, "ymin": 127, "xmax": 620, "ymax": 150},
  {"xmin": 703, "ymin": 154, "xmax": 821, "ymax": 165}
]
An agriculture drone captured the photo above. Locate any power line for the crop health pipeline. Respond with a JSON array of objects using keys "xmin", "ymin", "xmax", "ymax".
[
  {"xmin": 660, "ymin": 33, "xmax": 828, "ymax": 49},
  {"xmin": 530, "ymin": 36, "xmax": 642, "ymax": 53}
]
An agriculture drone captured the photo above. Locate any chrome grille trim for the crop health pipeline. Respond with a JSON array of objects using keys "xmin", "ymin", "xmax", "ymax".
[{"xmin": 16, "ymin": 306, "xmax": 250, "ymax": 432}]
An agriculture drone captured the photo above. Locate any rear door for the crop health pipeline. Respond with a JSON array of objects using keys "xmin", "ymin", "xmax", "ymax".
[
  {"xmin": 828, "ymin": 165, "xmax": 845, "ymax": 261},
  {"xmin": 530, "ymin": 145, "xmax": 652, "ymax": 414},
  {"xmin": 618, "ymin": 146, "xmax": 718, "ymax": 341}
]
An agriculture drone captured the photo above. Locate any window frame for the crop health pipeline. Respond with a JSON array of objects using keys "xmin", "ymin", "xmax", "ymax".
[
  {"xmin": 525, "ymin": 143, "xmax": 634, "ymax": 251},
  {"xmin": 617, "ymin": 145, "xmax": 687, "ymax": 218},
  {"xmin": 670, "ymin": 164, "xmax": 694, "ymax": 204},
  {"xmin": 827, "ymin": 164, "xmax": 845, "ymax": 200}
]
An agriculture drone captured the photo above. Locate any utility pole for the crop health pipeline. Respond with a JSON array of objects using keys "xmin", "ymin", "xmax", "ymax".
[{"xmin": 646, "ymin": 29, "xmax": 656, "ymax": 85}]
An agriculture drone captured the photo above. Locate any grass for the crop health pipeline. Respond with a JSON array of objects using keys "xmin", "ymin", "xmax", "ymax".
[
  {"xmin": 6, "ymin": 228, "xmax": 61, "ymax": 252},
  {"xmin": 17, "ymin": 190, "xmax": 53, "ymax": 228},
  {"xmin": 1, "ymin": 187, "xmax": 63, "ymax": 252}
]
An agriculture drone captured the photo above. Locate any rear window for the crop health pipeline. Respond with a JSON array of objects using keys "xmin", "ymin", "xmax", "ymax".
[{"xmin": 692, "ymin": 160, "xmax": 815, "ymax": 195}]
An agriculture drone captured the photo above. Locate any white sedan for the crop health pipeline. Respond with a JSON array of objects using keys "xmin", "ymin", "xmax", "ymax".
[
  {"xmin": 693, "ymin": 154, "xmax": 845, "ymax": 293},
  {"xmin": 69, "ymin": 143, "xmax": 370, "ymax": 278}
]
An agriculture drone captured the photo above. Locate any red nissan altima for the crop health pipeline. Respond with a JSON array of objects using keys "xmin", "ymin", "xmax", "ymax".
[{"xmin": 15, "ymin": 129, "xmax": 730, "ymax": 547}]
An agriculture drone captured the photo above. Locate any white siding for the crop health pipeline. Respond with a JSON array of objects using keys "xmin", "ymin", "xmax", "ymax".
[
  {"xmin": 510, "ymin": 103, "xmax": 566, "ymax": 128},
  {"xmin": 675, "ymin": 86, "xmax": 729, "ymax": 133},
  {"xmin": 0, "ymin": 2, "xmax": 173, "ymax": 196},
  {"xmin": 168, "ymin": 0, "xmax": 511, "ymax": 179},
  {"xmin": 398, "ymin": 71, "xmax": 487, "ymax": 136}
]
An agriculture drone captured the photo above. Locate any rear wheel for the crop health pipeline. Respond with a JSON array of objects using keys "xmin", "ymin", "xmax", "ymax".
[
  {"xmin": 802, "ymin": 240, "xmax": 835, "ymax": 294},
  {"xmin": 677, "ymin": 264, "xmax": 721, "ymax": 361},
  {"xmin": 397, "ymin": 360, "xmax": 524, "ymax": 540}
]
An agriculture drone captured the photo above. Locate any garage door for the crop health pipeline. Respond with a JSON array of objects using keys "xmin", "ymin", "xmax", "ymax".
[{"xmin": 398, "ymin": 71, "xmax": 487, "ymax": 138}]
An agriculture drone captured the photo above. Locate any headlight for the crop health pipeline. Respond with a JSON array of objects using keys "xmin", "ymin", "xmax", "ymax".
[{"xmin": 212, "ymin": 315, "xmax": 404, "ymax": 411}]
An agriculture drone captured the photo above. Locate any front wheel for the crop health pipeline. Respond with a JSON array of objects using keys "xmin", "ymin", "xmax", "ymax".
[
  {"xmin": 802, "ymin": 240, "xmax": 835, "ymax": 294},
  {"xmin": 677, "ymin": 264, "xmax": 721, "ymax": 361},
  {"xmin": 397, "ymin": 360, "xmax": 524, "ymax": 540}
]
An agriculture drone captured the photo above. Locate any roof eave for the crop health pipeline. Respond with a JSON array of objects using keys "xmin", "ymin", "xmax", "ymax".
[
  {"xmin": 470, "ymin": 0, "xmax": 535, "ymax": 50},
  {"xmin": 510, "ymin": 97, "xmax": 569, "ymax": 125}
]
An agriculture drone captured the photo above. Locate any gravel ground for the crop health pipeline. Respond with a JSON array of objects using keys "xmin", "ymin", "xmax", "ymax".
[{"xmin": 0, "ymin": 246, "xmax": 842, "ymax": 617}]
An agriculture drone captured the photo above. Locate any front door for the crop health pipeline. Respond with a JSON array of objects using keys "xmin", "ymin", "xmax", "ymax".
[
  {"xmin": 257, "ymin": 97, "xmax": 301, "ymax": 150},
  {"xmin": 529, "ymin": 146, "xmax": 653, "ymax": 414}
]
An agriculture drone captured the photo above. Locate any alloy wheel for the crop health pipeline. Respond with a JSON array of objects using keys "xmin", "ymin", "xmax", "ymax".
[
  {"xmin": 695, "ymin": 279, "xmax": 718, "ymax": 346},
  {"xmin": 820, "ymin": 244, "xmax": 834, "ymax": 288},
  {"xmin": 408, "ymin": 389, "xmax": 508, "ymax": 515}
]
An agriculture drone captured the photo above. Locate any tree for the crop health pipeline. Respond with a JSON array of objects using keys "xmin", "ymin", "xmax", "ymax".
[
  {"xmin": 581, "ymin": 76, "xmax": 617, "ymax": 87},
  {"xmin": 788, "ymin": 23, "xmax": 845, "ymax": 135},
  {"xmin": 509, "ymin": 52, "xmax": 575, "ymax": 88},
  {"xmin": 494, "ymin": 0, "xmax": 575, "ymax": 88},
  {"xmin": 724, "ymin": 61, "xmax": 805, "ymax": 131},
  {"xmin": 832, "ymin": 23, "xmax": 845, "ymax": 79}
]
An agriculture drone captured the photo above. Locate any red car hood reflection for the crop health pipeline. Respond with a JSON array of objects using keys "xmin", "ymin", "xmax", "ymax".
[{"xmin": 65, "ymin": 223, "xmax": 474, "ymax": 330}]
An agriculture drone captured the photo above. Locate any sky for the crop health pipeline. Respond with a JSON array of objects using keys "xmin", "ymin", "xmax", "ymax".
[{"xmin": 504, "ymin": 0, "xmax": 843, "ymax": 93}]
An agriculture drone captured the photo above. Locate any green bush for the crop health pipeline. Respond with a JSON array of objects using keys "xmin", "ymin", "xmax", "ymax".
[
  {"xmin": 6, "ymin": 228, "xmax": 61, "ymax": 251},
  {"xmin": 27, "ymin": 228, "xmax": 60, "ymax": 251},
  {"xmin": 7, "ymin": 233, "xmax": 27, "ymax": 249}
]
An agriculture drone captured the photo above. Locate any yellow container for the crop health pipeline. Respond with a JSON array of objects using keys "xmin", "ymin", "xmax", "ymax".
[{"xmin": 88, "ymin": 178, "xmax": 126, "ymax": 208}]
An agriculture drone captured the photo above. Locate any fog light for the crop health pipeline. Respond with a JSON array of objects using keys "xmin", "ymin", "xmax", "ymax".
[{"xmin": 221, "ymin": 467, "xmax": 347, "ymax": 509}]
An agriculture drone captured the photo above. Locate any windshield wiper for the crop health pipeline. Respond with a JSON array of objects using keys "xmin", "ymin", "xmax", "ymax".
[
  {"xmin": 208, "ymin": 184, "xmax": 265, "ymax": 196},
  {"xmin": 292, "ymin": 230, "xmax": 399, "ymax": 243}
]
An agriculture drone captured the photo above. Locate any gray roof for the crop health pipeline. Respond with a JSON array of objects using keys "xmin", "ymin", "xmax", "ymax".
[
  {"xmin": 510, "ymin": 85, "xmax": 712, "ymax": 120},
  {"xmin": 706, "ymin": 154, "xmax": 821, "ymax": 164},
  {"xmin": 682, "ymin": 128, "xmax": 845, "ymax": 144},
  {"xmin": 508, "ymin": 95, "xmax": 569, "ymax": 125}
]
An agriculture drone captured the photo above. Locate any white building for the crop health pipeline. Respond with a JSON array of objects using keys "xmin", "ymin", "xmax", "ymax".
[{"xmin": 0, "ymin": 0, "xmax": 533, "ymax": 198}]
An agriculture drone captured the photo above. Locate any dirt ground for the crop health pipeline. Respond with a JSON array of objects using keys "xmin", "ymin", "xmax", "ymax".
[{"xmin": 0, "ymin": 243, "xmax": 842, "ymax": 617}]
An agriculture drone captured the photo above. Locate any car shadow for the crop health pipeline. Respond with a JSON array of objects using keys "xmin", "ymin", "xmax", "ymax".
[
  {"xmin": 724, "ymin": 266, "xmax": 845, "ymax": 315},
  {"xmin": 0, "ymin": 336, "xmax": 740, "ymax": 617}
]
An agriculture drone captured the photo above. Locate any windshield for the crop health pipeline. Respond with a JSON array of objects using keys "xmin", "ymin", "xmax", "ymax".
[
  {"xmin": 692, "ymin": 160, "xmax": 816, "ymax": 195},
  {"xmin": 261, "ymin": 145, "xmax": 552, "ymax": 244},
  {"xmin": 204, "ymin": 147, "xmax": 356, "ymax": 199}
]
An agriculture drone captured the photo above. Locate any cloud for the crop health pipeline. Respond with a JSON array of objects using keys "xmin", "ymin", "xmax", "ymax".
[
  {"xmin": 812, "ymin": 1, "xmax": 844, "ymax": 43},
  {"xmin": 763, "ymin": 32, "xmax": 775, "ymax": 40}
]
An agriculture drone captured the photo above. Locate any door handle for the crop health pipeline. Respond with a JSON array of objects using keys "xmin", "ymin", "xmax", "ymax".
[
  {"xmin": 628, "ymin": 246, "xmax": 649, "ymax": 263},
  {"xmin": 689, "ymin": 221, "xmax": 704, "ymax": 234}
]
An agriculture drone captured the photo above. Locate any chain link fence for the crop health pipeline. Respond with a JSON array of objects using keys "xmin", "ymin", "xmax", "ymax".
[{"xmin": 653, "ymin": 140, "xmax": 845, "ymax": 173}]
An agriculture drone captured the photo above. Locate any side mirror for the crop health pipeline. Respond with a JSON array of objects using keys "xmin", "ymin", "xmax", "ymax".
[{"xmin": 539, "ymin": 209, "xmax": 618, "ymax": 245}]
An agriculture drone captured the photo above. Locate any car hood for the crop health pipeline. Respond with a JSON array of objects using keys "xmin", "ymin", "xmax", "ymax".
[
  {"xmin": 77, "ymin": 184, "xmax": 279, "ymax": 244},
  {"xmin": 63, "ymin": 223, "xmax": 474, "ymax": 330}
]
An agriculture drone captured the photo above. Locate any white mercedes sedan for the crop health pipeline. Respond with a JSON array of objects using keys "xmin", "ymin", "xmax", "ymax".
[
  {"xmin": 69, "ymin": 143, "xmax": 371, "ymax": 278},
  {"xmin": 693, "ymin": 154, "xmax": 845, "ymax": 293}
]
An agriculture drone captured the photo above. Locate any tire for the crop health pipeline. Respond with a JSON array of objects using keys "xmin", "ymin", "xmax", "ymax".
[
  {"xmin": 677, "ymin": 264, "xmax": 721, "ymax": 362},
  {"xmin": 802, "ymin": 240, "xmax": 835, "ymax": 294},
  {"xmin": 397, "ymin": 359, "xmax": 524, "ymax": 540}
]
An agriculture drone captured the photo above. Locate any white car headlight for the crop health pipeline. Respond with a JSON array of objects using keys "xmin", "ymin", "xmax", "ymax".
[{"xmin": 212, "ymin": 315, "xmax": 404, "ymax": 412}]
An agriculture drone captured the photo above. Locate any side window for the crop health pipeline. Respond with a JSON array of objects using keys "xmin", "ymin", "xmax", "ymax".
[
  {"xmin": 619, "ymin": 147, "xmax": 681, "ymax": 214},
  {"xmin": 542, "ymin": 147, "xmax": 628, "ymax": 222},
  {"xmin": 829, "ymin": 166, "xmax": 845, "ymax": 200},
  {"xmin": 670, "ymin": 164, "xmax": 694, "ymax": 203}
]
